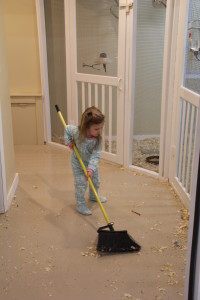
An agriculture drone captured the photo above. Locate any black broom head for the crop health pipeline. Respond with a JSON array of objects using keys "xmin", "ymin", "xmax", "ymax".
[{"xmin": 97, "ymin": 225, "xmax": 141, "ymax": 253}]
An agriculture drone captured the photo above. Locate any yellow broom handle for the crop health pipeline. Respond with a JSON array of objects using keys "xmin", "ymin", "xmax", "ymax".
[{"xmin": 55, "ymin": 105, "xmax": 110, "ymax": 225}]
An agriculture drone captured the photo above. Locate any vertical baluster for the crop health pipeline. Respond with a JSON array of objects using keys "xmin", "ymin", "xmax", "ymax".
[
  {"xmin": 102, "ymin": 85, "xmax": 105, "ymax": 151},
  {"xmin": 182, "ymin": 101, "xmax": 190, "ymax": 188},
  {"xmin": 82, "ymin": 82, "xmax": 85, "ymax": 113},
  {"xmin": 178, "ymin": 99, "xmax": 186, "ymax": 182},
  {"xmin": 185, "ymin": 105, "xmax": 194, "ymax": 193},
  {"xmin": 88, "ymin": 83, "xmax": 92, "ymax": 106},
  {"xmin": 109, "ymin": 86, "xmax": 112, "ymax": 153},
  {"xmin": 95, "ymin": 84, "xmax": 98, "ymax": 107},
  {"xmin": 188, "ymin": 107, "xmax": 198, "ymax": 193}
]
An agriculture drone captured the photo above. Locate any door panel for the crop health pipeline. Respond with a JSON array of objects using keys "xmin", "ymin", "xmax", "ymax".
[
  {"xmin": 170, "ymin": 0, "xmax": 200, "ymax": 205},
  {"xmin": 42, "ymin": 0, "xmax": 130, "ymax": 164},
  {"xmin": 69, "ymin": 0, "xmax": 127, "ymax": 164}
]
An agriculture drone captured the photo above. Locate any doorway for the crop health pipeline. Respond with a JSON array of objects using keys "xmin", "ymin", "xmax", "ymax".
[
  {"xmin": 132, "ymin": 0, "xmax": 166, "ymax": 173},
  {"xmin": 40, "ymin": 0, "xmax": 130, "ymax": 165},
  {"xmin": 37, "ymin": 0, "xmax": 168, "ymax": 173}
]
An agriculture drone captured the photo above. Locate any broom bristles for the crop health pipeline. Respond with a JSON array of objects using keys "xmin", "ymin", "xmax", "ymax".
[{"xmin": 97, "ymin": 229, "xmax": 141, "ymax": 252}]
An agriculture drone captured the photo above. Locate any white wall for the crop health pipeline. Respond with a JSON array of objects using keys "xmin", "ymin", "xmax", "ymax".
[
  {"xmin": 2, "ymin": 0, "xmax": 44, "ymax": 146},
  {"xmin": 2, "ymin": 0, "xmax": 41, "ymax": 94}
]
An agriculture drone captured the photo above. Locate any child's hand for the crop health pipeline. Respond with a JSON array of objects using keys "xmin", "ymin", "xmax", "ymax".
[
  {"xmin": 85, "ymin": 169, "xmax": 93, "ymax": 180},
  {"xmin": 67, "ymin": 142, "xmax": 73, "ymax": 149}
]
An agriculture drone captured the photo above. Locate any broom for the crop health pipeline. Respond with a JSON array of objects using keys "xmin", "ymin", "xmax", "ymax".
[{"xmin": 55, "ymin": 105, "xmax": 141, "ymax": 253}]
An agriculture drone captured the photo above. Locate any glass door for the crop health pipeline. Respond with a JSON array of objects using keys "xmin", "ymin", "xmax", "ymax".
[
  {"xmin": 69, "ymin": 0, "xmax": 128, "ymax": 164},
  {"xmin": 170, "ymin": 0, "xmax": 200, "ymax": 203},
  {"xmin": 132, "ymin": 1, "xmax": 166, "ymax": 173}
]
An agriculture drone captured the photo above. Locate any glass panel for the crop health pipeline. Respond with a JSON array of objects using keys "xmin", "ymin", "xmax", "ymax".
[
  {"xmin": 183, "ymin": 0, "xmax": 200, "ymax": 95},
  {"xmin": 76, "ymin": 0, "xmax": 118, "ymax": 77},
  {"xmin": 44, "ymin": 0, "xmax": 67, "ymax": 144},
  {"xmin": 132, "ymin": 1, "xmax": 166, "ymax": 172}
]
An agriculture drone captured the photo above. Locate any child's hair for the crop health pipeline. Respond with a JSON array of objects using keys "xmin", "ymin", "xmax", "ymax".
[{"xmin": 78, "ymin": 106, "xmax": 105, "ymax": 144}]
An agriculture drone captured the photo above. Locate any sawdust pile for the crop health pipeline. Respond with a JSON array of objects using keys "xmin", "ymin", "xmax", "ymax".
[{"xmin": 105, "ymin": 138, "xmax": 159, "ymax": 173}]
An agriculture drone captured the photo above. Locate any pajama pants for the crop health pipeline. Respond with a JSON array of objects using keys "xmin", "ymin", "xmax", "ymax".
[{"xmin": 71, "ymin": 156, "xmax": 100, "ymax": 206}]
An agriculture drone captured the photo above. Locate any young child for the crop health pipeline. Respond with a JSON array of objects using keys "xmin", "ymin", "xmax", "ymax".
[{"xmin": 64, "ymin": 106, "xmax": 107, "ymax": 215}]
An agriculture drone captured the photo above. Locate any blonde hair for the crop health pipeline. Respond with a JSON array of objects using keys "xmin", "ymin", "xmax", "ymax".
[{"xmin": 78, "ymin": 106, "xmax": 105, "ymax": 144}]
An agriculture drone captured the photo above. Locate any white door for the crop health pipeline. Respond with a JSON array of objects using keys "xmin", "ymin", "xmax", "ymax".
[
  {"xmin": 65, "ymin": 0, "xmax": 133, "ymax": 164},
  {"xmin": 37, "ymin": 0, "xmax": 133, "ymax": 165},
  {"xmin": 169, "ymin": 0, "xmax": 200, "ymax": 208}
]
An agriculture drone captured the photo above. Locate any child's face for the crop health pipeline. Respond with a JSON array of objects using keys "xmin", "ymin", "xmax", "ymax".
[{"xmin": 87, "ymin": 122, "xmax": 104, "ymax": 138}]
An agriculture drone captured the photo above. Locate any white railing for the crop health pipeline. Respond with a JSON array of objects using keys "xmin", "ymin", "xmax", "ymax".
[
  {"xmin": 76, "ymin": 78, "xmax": 118, "ymax": 156},
  {"xmin": 176, "ymin": 96, "xmax": 199, "ymax": 195}
]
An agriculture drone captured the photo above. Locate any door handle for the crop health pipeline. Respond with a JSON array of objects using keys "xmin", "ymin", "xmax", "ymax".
[{"xmin": 118, "ymin": 78, "xmax": 123, "ymax": 91}]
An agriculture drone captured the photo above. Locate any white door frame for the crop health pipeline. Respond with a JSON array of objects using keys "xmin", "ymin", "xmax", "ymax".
[
  {"xmin": 123, "ymin": 0, "xmax": 137, "ymax": 167},
  {"xmin": 35, "ymin": 0, "xmax": 51, "ymax": 144},
  {"xmin": 124, "ymin": 0, "xmax": 177, "ymax": 179},
  {"xmin": 159, "ymin": 0, "xmax": 180, "ymax": 178},
  {"xmin": 0, "ymin": 103, "xmax": 19, "ymax": 213},
  {"xmin": 0, "ymin": 104, "xmax": 7, "ymax": 213},
  {"xmin": 36, "ymin": 0, "xmax": 74, "ymax": 141}
]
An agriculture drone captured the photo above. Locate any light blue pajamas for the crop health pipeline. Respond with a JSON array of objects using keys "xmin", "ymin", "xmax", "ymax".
[{"xmin": 64, "ymin": 125, "xmax": 106, "ymax": 215}]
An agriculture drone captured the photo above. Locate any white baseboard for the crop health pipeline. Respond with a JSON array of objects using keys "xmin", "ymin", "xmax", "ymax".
[{"xmin": 5, "ymin": 172, "xmax": 19, "ymax": 212}]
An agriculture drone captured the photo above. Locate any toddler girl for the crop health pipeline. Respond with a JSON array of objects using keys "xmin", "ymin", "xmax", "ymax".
[{"xmin": 64, "ymin": 106, "xmax": 107, "ymax": 215}]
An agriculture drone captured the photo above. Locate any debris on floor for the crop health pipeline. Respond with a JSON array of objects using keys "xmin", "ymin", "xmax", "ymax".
[
  {"xmin": 0, "ymin": 145, "xmax": 189, "ymax": 300},
  {"xmin": 161, "ymin": 263, "xmax": 179, "ymax": 286},
  {"xmin": 174, "ymin": 206, "xmax": 189, "ymax": 248},
  {"xmin": 123, "ymin": 293, "xmax": 133, "ymax": 298},
  {"xmin": 131, "ymin": 210, "xmax": 141, "ymax": 216},
  {"xmin": 151, "ymin": 246, "xmax": 168, "ymax": 253},
  {"xmin": 81, "ymin": 244, "xmax": 101, "ymax": 258}
]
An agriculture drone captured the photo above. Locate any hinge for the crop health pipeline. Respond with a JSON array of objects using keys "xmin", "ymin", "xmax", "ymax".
[{"xmin": 119, "ymin": 0, "xmax": 133, "ymax": 13}]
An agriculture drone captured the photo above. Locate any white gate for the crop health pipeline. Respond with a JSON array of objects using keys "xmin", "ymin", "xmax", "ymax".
[
  {"xmin": 65, "ymin": 0, "xmax": 133, "ymax": 164},
  {"xmin": 169, "ymin": 0, "xmax": 200, "ymax": 208}
]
